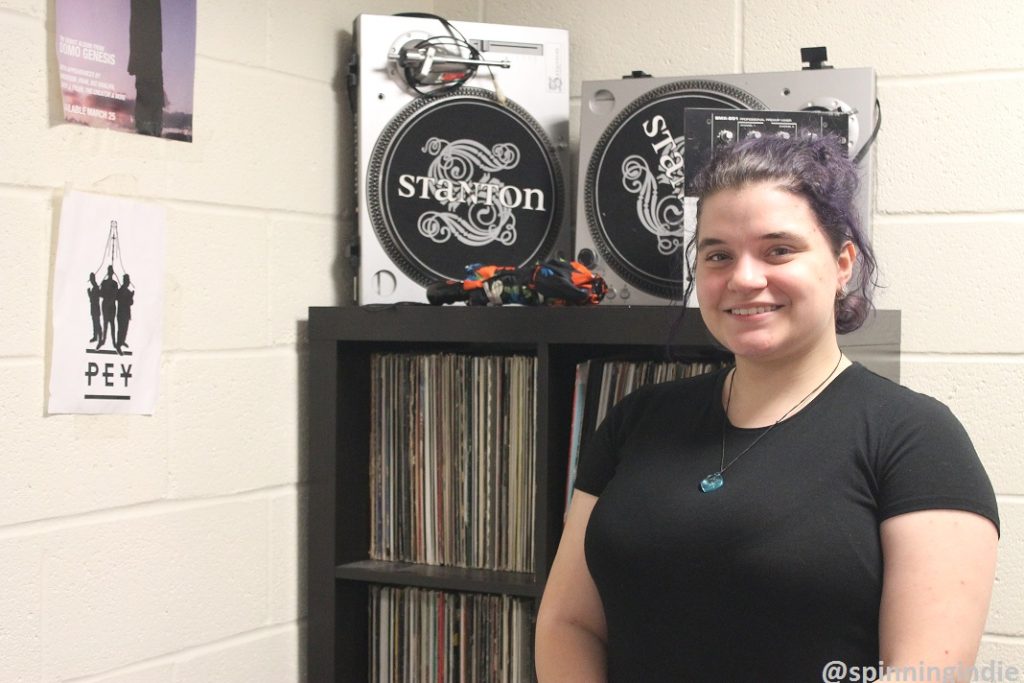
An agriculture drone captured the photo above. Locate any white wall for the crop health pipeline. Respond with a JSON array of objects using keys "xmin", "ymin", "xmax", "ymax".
[
  {"xmin": 1, "ymin": 0, "xmax": 1021, "ymax": 680},
  {"xmin": 0, "ymin": 0, "xmax": 391, "ymax": 679}
]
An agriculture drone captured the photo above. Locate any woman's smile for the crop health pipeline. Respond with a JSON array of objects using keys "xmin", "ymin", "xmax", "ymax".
[{"xmin": 726, "ymin": 304, "xmax": 783, "ymax": 316}]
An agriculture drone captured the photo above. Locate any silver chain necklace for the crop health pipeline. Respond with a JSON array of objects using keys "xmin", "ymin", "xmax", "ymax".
[{"xmin": 699, "ymin": 351, "xmax": 845, "ymax": 494}]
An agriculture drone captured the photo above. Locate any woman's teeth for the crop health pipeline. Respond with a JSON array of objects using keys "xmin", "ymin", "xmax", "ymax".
[{"xmin": 731, "ymin": 306, "xmax": 780, "ymax": 315}]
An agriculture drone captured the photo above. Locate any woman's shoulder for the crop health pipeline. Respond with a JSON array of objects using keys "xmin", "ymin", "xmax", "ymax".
[{"xmin": 841, "ymin": 362, "xmax": 961, "ymax": 425}]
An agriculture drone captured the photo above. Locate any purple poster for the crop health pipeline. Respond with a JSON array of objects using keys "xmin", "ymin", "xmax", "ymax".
[{"xmin": 56, "ymin": 0, "xmax": 196, "ymax": 142}]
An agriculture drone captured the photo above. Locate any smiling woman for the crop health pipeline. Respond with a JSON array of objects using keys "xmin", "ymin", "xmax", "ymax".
[
  {"xmin": 535, "ymin": 136, "xmax": 1000, "ymax": 682},
  {"xmin": 694, "ymin": 182, "xmax": 855, "ymax": 364},
  {"xmin": 691, "ymin": 134, "xmax": 876, "ymax": 336}
]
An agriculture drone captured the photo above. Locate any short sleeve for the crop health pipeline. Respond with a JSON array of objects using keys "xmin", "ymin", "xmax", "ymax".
[
  {"xmin": 572, "ymin": 386, "xmax": 650, "ymax": 497},
  {"xmin": 876, "ymin": 393, "xmax": 999, "ymax": 536},
  {"xmin": 573, "ymin": 408, "xmax": 618, "ymax": 496}
]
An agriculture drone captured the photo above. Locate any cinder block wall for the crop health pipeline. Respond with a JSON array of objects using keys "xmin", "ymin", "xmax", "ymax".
[
  {"xmin": 0, "ymin": 0, "xmax": 393, "ymax": 678},
  {"xmin": 1, "ymin": 0, "xmax": 1020, "ymax": 680}
]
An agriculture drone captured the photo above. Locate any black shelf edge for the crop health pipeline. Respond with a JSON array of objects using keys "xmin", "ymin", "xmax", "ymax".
[
  {"xmin": 309, "ymin": 305, "xmax": 898, "ymax": 348},
  {"xmin": 308, "ymin": 305, "xmax": 719, "ymax": 346},
  {"xmin": 335, "ymin": 560, "xmax": 542, "ymax": 598}
]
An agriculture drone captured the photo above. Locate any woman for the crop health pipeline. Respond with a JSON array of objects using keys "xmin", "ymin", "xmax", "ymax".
[{"xmin": 536, "ymin": 136, "xmax": 999, "ymax": 682}]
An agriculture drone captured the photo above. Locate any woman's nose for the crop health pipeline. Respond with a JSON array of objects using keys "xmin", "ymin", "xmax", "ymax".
[{"xmin": 728, "ymin": 254, "xmax": 767, "ymax": 291}]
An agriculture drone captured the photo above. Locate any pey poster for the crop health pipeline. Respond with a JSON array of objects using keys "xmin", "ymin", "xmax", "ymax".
[
  {"xmin": 56, "ymin": 0, "xmax": 196, "ymax": 142},
  {"xmin": 48, "ymin": 191, "xmax": 166, "ymax": 415}
]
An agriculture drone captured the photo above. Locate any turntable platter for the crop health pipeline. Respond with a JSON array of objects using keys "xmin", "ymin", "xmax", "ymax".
[
  {"xmin": 584, "ymin": 80, "xmax": 767, "ymax": 299},
  {"xmin": 368, "ymin": 87, "xmax": 565, "ymax": 285}
]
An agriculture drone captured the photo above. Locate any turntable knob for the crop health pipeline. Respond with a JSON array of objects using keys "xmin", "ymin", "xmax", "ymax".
[
  {"xmin": 576, "ymin": 248, "xmax": 597, "ymax": 268},
  {"xmin": 716, "ymin": 130, "xmax": 734, "ymax": 144}
]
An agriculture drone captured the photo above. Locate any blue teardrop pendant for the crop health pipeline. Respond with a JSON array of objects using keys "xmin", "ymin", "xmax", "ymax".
[{"xmin": 700, "ymin": 473, "xmax": 724, "ymax": 493}]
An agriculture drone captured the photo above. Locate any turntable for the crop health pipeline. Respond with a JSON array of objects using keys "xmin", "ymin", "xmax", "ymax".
[
  {"xmin": 575, "ymin": 64, "xmax": 876, "ymax": 305},
  {"xmin": 352, "ymin": 14, "xmax": 570, "ymax": 305}
]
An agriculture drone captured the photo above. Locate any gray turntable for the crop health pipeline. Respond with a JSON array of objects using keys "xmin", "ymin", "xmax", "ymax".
[{"xmin": 575, "ymin": 66, "xmax": 876, "ymax": 306}]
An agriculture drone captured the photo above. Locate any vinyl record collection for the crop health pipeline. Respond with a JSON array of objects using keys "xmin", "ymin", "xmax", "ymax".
[
  {"xmin": 565, "ymin": 358, "xmax": 726, "ymax": 509},
  {"xmin": 370, "ymin": 352, "xmax": 537, "ymax": 572},
  {"xmin": 369, "ymin": 586, "xmax": 534, "ymax": 683}
]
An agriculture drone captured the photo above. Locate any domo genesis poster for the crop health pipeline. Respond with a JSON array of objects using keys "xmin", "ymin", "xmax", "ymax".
[{"xmin": 56, "ymin": 0, "xmax": 196, "ymax": 142}]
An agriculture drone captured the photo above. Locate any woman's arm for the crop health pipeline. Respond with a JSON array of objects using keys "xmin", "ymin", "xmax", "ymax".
[
  {"xmin": 879, "ymin": 509, "xmax": 998, "ymax": 679},
  {"xmin": 535, "ymin": 490, "xmax": 608, "ymax": 682}
]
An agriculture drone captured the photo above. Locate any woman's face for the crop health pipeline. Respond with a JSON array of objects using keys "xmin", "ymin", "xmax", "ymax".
[{"xmin": 694, "ymin": 181, "xmax": 854, "ymax": 365}]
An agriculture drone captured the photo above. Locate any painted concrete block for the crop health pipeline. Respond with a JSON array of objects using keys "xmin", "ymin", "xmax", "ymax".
[
  {"xmin": 873, "ymin": 217, "xmax": 1024, "ymax": 354},
  {"xmin": 744, "ymin": 0, "xmax": 1024, "ymax": 75},
  {"xmin": 41, "ymin": 500, "xmax": 269, "ymax": 678},
  {"xmin": 0, "ymin": 190, "xmax": 51, "ymax": 358},
  {"xmin": 166, "ymin": 352, "xmax": 298, "ymax": 497},
  {"xmin": 0, "ymin": 538, "xmax": 42, "ymax": 683},
  {"xmin": 0, "ymin": 363, "xmax": 168, "ymax": 527},
  {"xmin": 197, "ymin": 0, "xmax": 269, "ymax": 68},
  {"xmin": 876, "ymin": 76, "xmax": 1024, "ymax": 214},
  {"xmin": 174, "ymin": 628, "xmax": 299, "ymax": 683},
  {"xmin": 268, "ymin": 215, "xmax": 338, "ymax": 345},
  {"xmin": 163, "ymin": 207, "xmax": 270, "ymax": 352}
]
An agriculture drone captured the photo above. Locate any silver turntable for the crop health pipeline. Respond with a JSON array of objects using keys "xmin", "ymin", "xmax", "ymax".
[
  {"xmin": 353, "ymin": 14, "xmax": 570, "ymax": 305},
  {"xmin": 575, "ymin": 66, "xmax": 876, "ymax": 305}
]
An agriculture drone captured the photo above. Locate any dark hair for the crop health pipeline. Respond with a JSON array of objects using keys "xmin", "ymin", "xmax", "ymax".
[{"xmin": 687, "ymin": 135, "xmax": 877, "ymax": 334}]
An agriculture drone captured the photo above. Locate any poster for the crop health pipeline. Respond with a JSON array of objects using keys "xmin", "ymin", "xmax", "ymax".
[
  {"xmin": 56, "ymin": 0, "xmax": 197, "ymax": 142},
  {"xmin": 48, "ymin": 191, "xmax": 166, "ymax": 415}
]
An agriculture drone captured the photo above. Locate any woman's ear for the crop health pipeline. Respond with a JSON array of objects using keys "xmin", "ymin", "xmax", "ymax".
[{"xmin": 837, "ymin": 240, "xmax": 856, "ymax": 291}]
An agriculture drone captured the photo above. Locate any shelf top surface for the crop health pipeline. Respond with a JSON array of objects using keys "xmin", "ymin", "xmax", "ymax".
[{"xmin": 309, "ymin": 305, "xmax": 899, "ymax": 349}]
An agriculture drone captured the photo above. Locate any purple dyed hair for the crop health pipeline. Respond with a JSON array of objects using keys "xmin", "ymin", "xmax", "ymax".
[{"xmin": 688, "ymin": 135, "xmax": 877, "ymax": 334}]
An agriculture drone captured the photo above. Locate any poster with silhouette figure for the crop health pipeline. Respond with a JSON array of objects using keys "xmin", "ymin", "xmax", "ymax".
[
  {"xmin": 56, "ymin": 0, "xmax": 196, "ymax": 142},
  {"xmin": 48, "ymin": 191, "xmax": 166, "ymax": 415}
]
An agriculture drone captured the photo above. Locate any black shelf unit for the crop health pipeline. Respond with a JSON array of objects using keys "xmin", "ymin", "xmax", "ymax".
[{"xmin": 306, "ymin": 306, "xmax": 900, "ymax": 682}]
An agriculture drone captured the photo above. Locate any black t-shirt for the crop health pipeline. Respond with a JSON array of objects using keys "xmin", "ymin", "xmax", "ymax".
[{"xmin": 575, "ymin": 363, "xmax": 999, "ymax": 682}]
